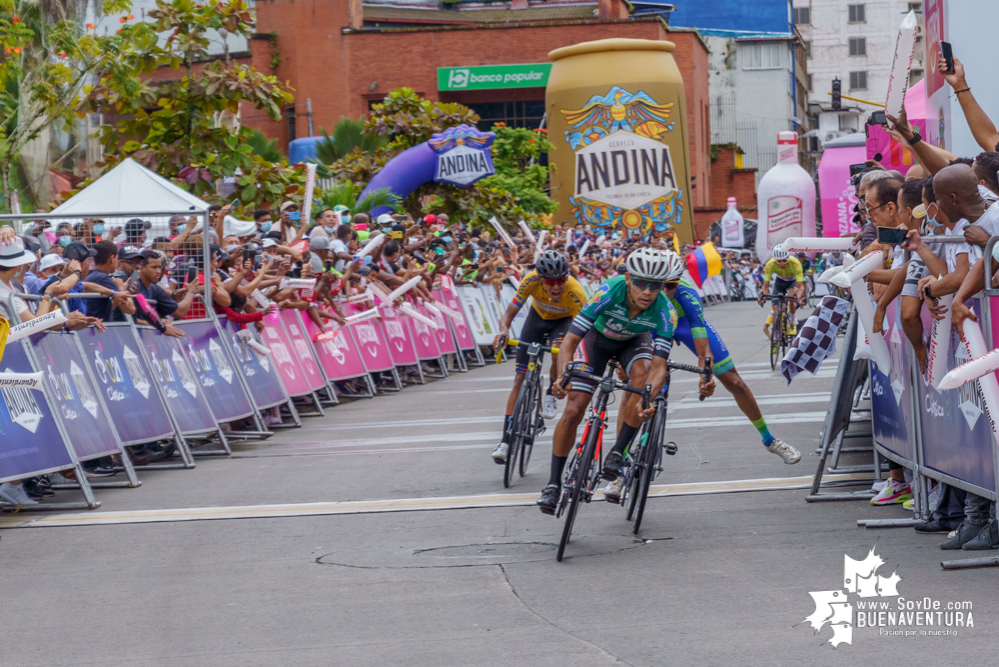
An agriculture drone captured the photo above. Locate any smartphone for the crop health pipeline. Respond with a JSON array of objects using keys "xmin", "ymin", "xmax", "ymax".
[
  {"xmin": 877, "ymin": 226, "xmax": 908, "ymax": 245},
  {"xmin": 230, "ymin": 198, "xmax": 241, "ymax": 210},
  {"xmin": 941, "ymin": 41, "xmax": 954, "ymax": 74},
  {"xmin": 128, "ymin": 269, "xmax": 141, "ymax": 287},
  {"xmin": 185, "ymin": 266, "xmax": 197, "ymax": 286},
  {"xmin": 849, "ymin": 163, "xmax": 867, "ymax": 179},
  {"xmin": 287, "ymin": 211, "xmax": 300, "ymax": 222},
  {"xmin": 324, "ymin": 260, "xmax": 333, "ymax": 272},
  {"xmin": 242, "ymin": 247, "xmax": 251, "ymax": 264},
  {"xmin": 868, "ymin": 110, "xmax": 887, "ymax": 126}
]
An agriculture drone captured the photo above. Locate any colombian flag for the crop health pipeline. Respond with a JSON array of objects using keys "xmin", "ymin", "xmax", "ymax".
[{"xmin": 685, "ymin": 242, "xmax": 722, "ymax": 288}]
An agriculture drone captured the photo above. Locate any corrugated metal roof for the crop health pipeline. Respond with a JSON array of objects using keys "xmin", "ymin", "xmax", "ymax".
[{"xmin": 362, "ymin": 4, "xmax": 600, "ymax": 23}]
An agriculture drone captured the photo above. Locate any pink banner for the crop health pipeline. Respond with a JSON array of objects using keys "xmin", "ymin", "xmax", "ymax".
[
  {"xmin": 434, "ymin": 286, "xmax": 475, "ymax": 350},
  {"xmin": 426, "ymin": 299, "xmax": 457, "ymax": 354},
  {"xmin": 866, "ymin": 79, "xmax": 926, "ymax": 177},
  {"xmin": 303, "ymin": 317, "xmax": 368, "ymax": 381},
  {"xmin": 280, "ymin": 309, "xmax": 327, "ymax": 392},
  {"xmin": 406, "ymin": 301, "xmax": 443, "ymax": 361},
  {"xmin": 344, "ymin": 303, "xmax": 395, "ymax": 372},
  {"xmin": 817, "ymin": 140, "xmax": 865, "ymax": 238},
  {"xmin": 261, "ymin": 311, "xmax": 313, "ymax": 396},
  {"xmin": 377, "ymin": 300, "xmax": 419, "ymax": 366}
]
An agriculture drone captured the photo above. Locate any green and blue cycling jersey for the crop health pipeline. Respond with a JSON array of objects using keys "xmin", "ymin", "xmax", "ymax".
[
  {"xmin": 569, "ymin": 275, "xmax": 677, "ymax": 358},
  {"xmin": 667, "ymin": 279, "xmax": 735, "ymax": 375}
]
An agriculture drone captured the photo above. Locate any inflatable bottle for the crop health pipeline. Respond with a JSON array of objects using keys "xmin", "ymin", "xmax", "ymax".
[
  {"xmin": 720, "ymin": 197, "xmax": 745, "ymax": 248},
  {"xmin": 755, "ymin": 131, "xmax": 816, "ymax": 262}
]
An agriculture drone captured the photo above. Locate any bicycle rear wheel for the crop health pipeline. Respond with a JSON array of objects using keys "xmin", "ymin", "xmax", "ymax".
[
  {"xmin": 632, "ymin": 407, "xmax": 665, "ymax": 534},
  {"xmin": 519, "ymin": 384, "xmax": 539, "ymax": 477},
  {"xmin": 557, "ymin": 419, "xmax": 600, "ymax": 562}
]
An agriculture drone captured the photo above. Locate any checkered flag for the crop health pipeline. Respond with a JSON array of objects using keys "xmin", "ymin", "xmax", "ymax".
[{"xmin": 781, "ymin": 296, "xmax": 850, "ymax": 384}]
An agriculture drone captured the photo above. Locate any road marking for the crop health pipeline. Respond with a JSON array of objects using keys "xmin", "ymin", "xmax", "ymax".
[
  {"xmin": 305, "ymin": 394, "xmax": 831, "ymax": 432},
  {"xmin": 0, "ymin": 473, "xmax": 869, "ymax": 529}
]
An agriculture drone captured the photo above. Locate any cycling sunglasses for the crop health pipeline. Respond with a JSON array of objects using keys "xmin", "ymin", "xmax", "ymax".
[
  {"xmin": 663, "ymin": 280, "xmax": 681, "ymax": 289},
  {"xmin": 631, "ymin": 278, "xmax": 665, "ymax": 292},
  {"xmin": 541, "ymin": 277, "xmax": 567, "ymax": 286}
]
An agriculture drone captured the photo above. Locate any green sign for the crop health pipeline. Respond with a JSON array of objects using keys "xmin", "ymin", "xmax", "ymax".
[{"xmin": 438, "ymin": 63, "xmax": 552, "ymax": 91}]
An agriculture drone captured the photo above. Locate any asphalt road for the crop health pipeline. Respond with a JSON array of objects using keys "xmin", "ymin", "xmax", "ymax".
[{"xmin": 1, "ymin": 300, "xmax": 995, "ymax": 666}]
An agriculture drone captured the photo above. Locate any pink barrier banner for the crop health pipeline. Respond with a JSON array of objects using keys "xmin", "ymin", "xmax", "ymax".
[
  {"xmin": 377, "ymin": 301, "xmax": 419, "ymax": 366},
  {"xmin": 434, "ymin": 286, "xmax": 475, "ymax": 351},
  {"xmin": 426, "ymin": 300, "xmax": 457, "ymax": 354},
  {"xmin": 303, "ymin": 317, "xmax": 368, "ymax": 381},
  {"xmin": 406, "ymin": 301, "xmax": 442, "ymax": 361},
  {"xmin": 261, "ymin": 311, "xmax": 313, "ymax": 397},
  {"xmin": 344, "ymin": 303, "xmax": 394, "ymax": 372},
  {"xmin": 280, "ymin": 310, "xmax": 327, "ymax": 393}
]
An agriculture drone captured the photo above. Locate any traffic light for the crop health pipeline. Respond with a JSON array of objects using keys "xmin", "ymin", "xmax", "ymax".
[{"xmin": 831, "ymin": 77, "xmax": 842, "ymax": 110}]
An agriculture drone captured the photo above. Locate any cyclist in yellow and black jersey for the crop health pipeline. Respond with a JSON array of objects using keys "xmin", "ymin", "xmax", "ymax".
[
  {"xmin": 491, "ymin": 251, "xmax": 586, "ymax": 465},
  {"xmin": 758, "ymin": 247, "xmax": 806, "ymax": 338}
]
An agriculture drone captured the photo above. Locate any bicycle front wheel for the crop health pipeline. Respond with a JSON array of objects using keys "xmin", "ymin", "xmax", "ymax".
[
  {"xmin": 633, "ymin": 406, "xmax": 666, "ymax": 534},
  {"xmin": 624, "ymin": 423, "xmax": 649, "ymax": 521},
  {"xmin": 519, "ymin": 382, "xmax": 539, "ymax": 477},
  {"xmin": 557, "ymin": 418, "xmax": 600, "ymax": 562},
  {"xmin": 504, "ymin": 379, "xmax": 531, "ymax": 488},
  {"xmin": 770, "ymin": 308, "xmax": 782, "ymax": 370}
]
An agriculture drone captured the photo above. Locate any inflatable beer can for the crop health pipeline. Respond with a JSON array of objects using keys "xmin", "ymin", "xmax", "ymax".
[{"xmin": 546, "ymin": 39, "xmax": 695, "ymax": 244}]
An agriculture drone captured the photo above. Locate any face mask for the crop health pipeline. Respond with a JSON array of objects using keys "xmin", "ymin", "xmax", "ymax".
[
  {"xmin": 260, "ymin": 222, "xmax": 272, "ymax": 233},
  {"xmin": 59, "ymin": 236, "xmax": 72, "ymax": 247},
  {"xmin": 225, "ymin": 244, "xmax": 240, "ymax": 253},
  {"xmin": 93, "ymin": 224, "xmax": 105, "ymax": 236},
  {"xmin": 324, "ymin": 226, "xmax": 337, "ymax": 234}
]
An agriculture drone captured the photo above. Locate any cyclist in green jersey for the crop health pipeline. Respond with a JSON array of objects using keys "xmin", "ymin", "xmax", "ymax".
[
  {"xmin": 759, "ymin": 246, "xmax": 806, "ymax": 338},
  {"xmin": 537, "ymin": 248, "xmax": 678, "ymax": 514}
]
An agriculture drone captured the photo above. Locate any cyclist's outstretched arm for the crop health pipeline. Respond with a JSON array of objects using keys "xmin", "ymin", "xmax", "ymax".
[
  {"xmin": 493, "ymin": 302, "xmax": 521, "ymax": 348},
  {"xmin": 639, "ymin": 353, "xmax": 669, "ymax": 420}
]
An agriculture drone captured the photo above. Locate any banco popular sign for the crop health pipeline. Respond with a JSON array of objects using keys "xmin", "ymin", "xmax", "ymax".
[
  {"xmin": 438, "ymin": 64, "xmax": 551, "ymax": 91},
  {"xmin": 562, "ymin": 86, "xmax": 682, "ymax": 234}
]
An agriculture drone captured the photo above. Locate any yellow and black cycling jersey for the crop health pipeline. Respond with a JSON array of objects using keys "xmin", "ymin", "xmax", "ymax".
[
  {"xmin": 511, "ymin": 271, "xmax": 587, "ymax": 320},
  {"xmin": 763, "ymin": 256, "xmax": 804, "ymax": 283}
]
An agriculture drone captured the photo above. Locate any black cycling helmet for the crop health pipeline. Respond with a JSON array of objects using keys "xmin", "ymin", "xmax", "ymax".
[{"xmin": 535, "ymin": 250, "xmax": 569, "ymax": 279}]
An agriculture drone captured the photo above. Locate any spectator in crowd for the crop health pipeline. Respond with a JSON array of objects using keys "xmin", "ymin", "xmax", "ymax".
[
  {"xmin": 114, "ymin": 245, "xmax": 145, "ymax": 282},
  {"xmin": 83, "ymin": 240, "xmax": 137, "ymax": 322},
  {"xmin": 121, "ymin": 218, "xmax": 151, "ymax": 249},
  {"xmin": 130, "ymin": 250, "xmax": 187, "ymax": 336}
]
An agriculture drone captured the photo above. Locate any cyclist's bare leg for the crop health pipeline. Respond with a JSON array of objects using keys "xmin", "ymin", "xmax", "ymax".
[
  {"xmin": 505, "ymin": 371, "xmax": 526, "ymax": 417},
  {"xmin": 551, "ymin": 390, "xmax": 591, "ymax": 458},
  {"xmin": 717, "ymin": 368, "xmax": 763, "ymax": 422},
  {"xmin": 608, "ymin": 358, "xmax": 649, "ymax": 458}
]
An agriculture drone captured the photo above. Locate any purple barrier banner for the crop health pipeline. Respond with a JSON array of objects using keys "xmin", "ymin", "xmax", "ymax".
[
  {"xmin": 916, "ymin": 302, "xmax": 996, "ymax": 492},
  {"xmin": 0, "ymin": 341, "xmax": 76, "ymax": 482},
  {"xmin": 379, "ymin": 303, "xmax": 419, "ymax": 367},
  {"xmin": 31, "ymin": 332, "xmax": 120, "ymax": 460},
  {"xmin": 345, "ymin": 304, "xmax": 394, "ymax": 373},
  {"xmin": 77, "ymin": 325, "xmax": 175, "ymax": 445},
  {"xmin": 434, "ymin": 286, "xmax": 475, "ymax": 351},
  {"xmin": 135, "ymin": 327, "xmax": 218, "ymax": 435},
  {"xmin": 427, "ymin": 300, "xmax": 457, "ymax": 355},
  {"xmin": 281, "ymin": 310, "xmax": 328, "ymax": 393},
  {"xmin": 177, "ymin": 320, "xmax": 255, "ymax": 422},
  {"xmin": 406, "ymin": 301, "xmax": 442, "ymax": 361},
  {"xmin": 259, "ymin": 311, "xmax": 312, "ymax": 397},
  {"xmin": 217, "ymin": 318, "xmax": 287, "ymax": 410},
  {"xmin": 868, "ymin": 299, "xmax": 915, "ymax": 464},
  {"xmin": 303, "ymin": 317, "xmax": 368, "ymax": 381}
]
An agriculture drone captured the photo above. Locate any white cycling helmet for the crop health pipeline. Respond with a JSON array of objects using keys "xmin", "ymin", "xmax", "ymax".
[
  {"xmin": 771, "ymin": 245, "xmax": 790, "ymax": 260},
  {"xmin": 625, "ymin": 247, "xmax": 673, "ymax": 281},
  {"xmin": 660, "ymin": 250, "xmax": 685, "ymax": 281}
]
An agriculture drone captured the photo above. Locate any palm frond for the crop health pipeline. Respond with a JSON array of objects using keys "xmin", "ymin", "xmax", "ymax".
[
  {"xmin": 246, "ymin": 129, "xmax": 285, "ymax": 163},
  {"xmin": 314, "ymin": 117, "xmax": 386, "ymax": 166},
  {"xmin": 317, "ymin": 182, "xmax": 399, "ymax": 213}
]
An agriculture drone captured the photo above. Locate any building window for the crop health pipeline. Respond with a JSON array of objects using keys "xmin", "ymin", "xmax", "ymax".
[
  {"xmin": 807, "ymin": 74, "xmax": 813, "ymax": 91},
  {"xmin": 742, "ymin": 43, "xmax": 784, "ymax": 70},
  {"xmin": 803, "ymin": 40, "xmax": 811, "ymax": 56},
  {"xmin": 848, "ymin": 4, "xmax": 865, "ymax": 23},
  {"xmin": 793, "ymin": 7, "xmax": 810, "ymax": 25},
  {"xmin": 908, "ymin": 2, "xmax": 921, "ymax": 12},
  {"xmin": 465, "ymin": 100, "xmax": 546, "ymax": 132},
  {"xmin": 849, "ymin": 71, "xmax": 868, "ymax": 90},
  {"xmin": 849, "ymin": 37, "xmax": 866, "ymax": 56}
]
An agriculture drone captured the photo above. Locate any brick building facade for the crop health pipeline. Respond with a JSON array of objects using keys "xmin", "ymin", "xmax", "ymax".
[{"xmin": 223, "ymin": 0, "xmax": 721, "ymax": 234}]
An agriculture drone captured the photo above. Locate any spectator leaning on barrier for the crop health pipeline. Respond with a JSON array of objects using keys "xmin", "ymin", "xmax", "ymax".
[
  {"xmin": 113, "ymin": 244, "xmax": 145, "ymax": 281},
  {"xmin": 83, "ymin": 240, "xmax": 137, "ymax": 322},
  {"xmin": 0, "ymin": 235, "xmax": 94, "ymax": 331},
  {"xmin": 133, "ymin": 250, "xmax": 192, "ymax": 329}
]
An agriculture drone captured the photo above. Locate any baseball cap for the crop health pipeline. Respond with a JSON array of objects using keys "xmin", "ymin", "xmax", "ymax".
[
  {"xmin": 0, "ymin": 238, "xmax": 37, "ymax": 269},
  {"xmin": 63, "ymin": 241, "xmax": 97, "ymax": 262},
  {"xmin": 39, "ymin": 254, "xmax": 67, "ymax": 272},
  {"xmin": 118, "ymin": 245, "xmax": 144, "ymax": 260},
  {"xmin": 423, "ymin": 214, "xmax": 438, "ymax": 225},
  {"xmin": 309, "ymin": 236, "xmax": 330, "ymax": 251},
  {"xmin": 376, "ymin": 213, "xmax": 393, "ymax": 226},
  {"xmin": 263, "ymin": 230, "xmax": 283, "ymax": 241},
  {"xmin": 280, "ymin": 201, "xmax": 298, "ymax": 212},
  {"xmin": 124, "ymin": 218, "xmax": 152, "ymax": 238},
  {"xmin": 261, "ymin": 238, "xmax": 279, "ymax": 249}
]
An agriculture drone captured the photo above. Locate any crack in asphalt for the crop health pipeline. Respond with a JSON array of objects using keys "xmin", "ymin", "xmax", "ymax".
[{"xmin": 496, "ymin": 563, "xmax": 635, "ymax": 666}]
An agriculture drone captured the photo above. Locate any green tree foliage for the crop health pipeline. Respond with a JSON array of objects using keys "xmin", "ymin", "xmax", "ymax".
[
  {"xmin": 332, "ymin": 88, "xmax": 556, "ymax": 227},
  {"xmin": 246, "ymin": 128, "xmax": 284, "ymax": 163},
  {"xmin": 317, "ymin": 180, "xmax": 399, "ymax": 214},
  {"xmin": 78, "ymin": 0, "xmax": 300, "ymax": 208},
  {"xmin": 314, "ymin": 117, "xmax": 385, "ymax": 167}
]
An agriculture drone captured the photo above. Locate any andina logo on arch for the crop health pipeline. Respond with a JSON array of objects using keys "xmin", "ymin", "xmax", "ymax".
[{"xmin": 799, "ymin": 545, "xmax": 974, "ymax": 647}]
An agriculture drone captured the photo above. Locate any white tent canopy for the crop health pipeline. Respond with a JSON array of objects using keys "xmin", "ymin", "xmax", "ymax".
[{"xmin": 47, "ymin": 157, "xmax": 209, "ymax": 229}]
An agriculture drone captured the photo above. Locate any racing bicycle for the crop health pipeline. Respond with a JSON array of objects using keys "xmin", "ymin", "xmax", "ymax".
[
  {"xmin": 498, "ymin": 337, "xmax": 559, "ymax": 488},
  {"xmin": 554, "ymin": 360, "xmax": 649, "ymax": 562},
  {"xmin": 760, "ymin": 294, "xmax": 800, "ymax": 370},
  {"xmin": 619, "ymin": 358, "xmax": 713, "ymax": 533}
]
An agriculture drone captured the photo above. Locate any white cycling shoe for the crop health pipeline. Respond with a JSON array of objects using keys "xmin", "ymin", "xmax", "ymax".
[
  {"xmin": 767, "ymin": 438, "xmax": 801, "ymax": 464},
  {"xmin": 602, "ymin": 478, "xmax": 625, "ymax": 504},
  {"xmin": 541, "ymin": 395, "xmax": 558, "ymax": 420},
  {"xmin": 492, "ymin": 442, "xmax": 509, "ymax": 464}
]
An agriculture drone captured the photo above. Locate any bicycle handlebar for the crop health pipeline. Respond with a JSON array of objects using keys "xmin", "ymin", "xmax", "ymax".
[
  {"xmin": 506, "ymin": 338, "xmax": 560, "ymax": 355},
  {"xmin": 668, "ymin": 357, "xmax": 714, "ymax": 402},
  {"xmin": 559, "ymin": 363, "xmax": 649, "ymax": 404}
]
